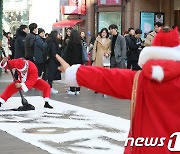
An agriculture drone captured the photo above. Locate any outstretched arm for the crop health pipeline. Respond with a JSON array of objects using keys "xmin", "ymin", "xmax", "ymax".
[{"xmin": 56, "ymin": 55, "xmax": 136, "ymax": 100}]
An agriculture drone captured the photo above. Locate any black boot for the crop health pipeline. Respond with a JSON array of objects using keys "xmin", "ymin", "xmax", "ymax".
[{"xmin": 44, "ymin": 102, "xmax": 53, "ymax": 109}]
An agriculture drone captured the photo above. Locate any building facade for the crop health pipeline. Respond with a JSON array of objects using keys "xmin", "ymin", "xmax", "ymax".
[{"xmin": 61, "ymin": 0, "xmax": 179, "ymax": 42}]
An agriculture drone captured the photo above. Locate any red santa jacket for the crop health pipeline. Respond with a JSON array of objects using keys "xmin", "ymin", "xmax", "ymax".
[
  {"xmin": 65, "ymin": 45, "xmax": 180, "ymax": 154},
  {"xmin": 0, "ymin": 59, "xmax": 38, "ymax": 92}
]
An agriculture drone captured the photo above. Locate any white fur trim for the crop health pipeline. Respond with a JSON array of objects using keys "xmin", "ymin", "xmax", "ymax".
[
  {"xmin": 138, "ymin": 45, "xmax": 180, "ymax": 67},
  {"xmin": 44, "ymin": 98, "xmax": 49, "ymax": 102},
  {"xmin": 20, "ymin": 83, "xmax": 28, "ymax": 92},
  {"xmin": 0, "ymin": 61, "xmax": 7, "ymax": 68},
  {"xmin": 0, "ymin": 98, "xmax": 5, "ymax": 104},
  {"xmin": 17, "ymin": 60, "xmax": 28, "ymax": 72},
  {"xmin": 152, "ymin": 66, "xmax": 164, "ymax": 82},
  {"xmin": 65, "ymin": 64, "xmax": 81, "ymax": 87}
]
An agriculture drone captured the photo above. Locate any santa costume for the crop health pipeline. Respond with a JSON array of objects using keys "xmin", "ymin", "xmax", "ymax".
[
  {"xmin": 62, "ymin": 27, "xmax": 180, "ymax": 154},
  {"xmin": 0, "ymin": 58, "xmax": 53, "ymax": 108}
]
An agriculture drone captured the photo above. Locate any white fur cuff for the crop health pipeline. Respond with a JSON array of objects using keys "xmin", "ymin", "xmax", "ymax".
[
  {"xmin": 0, "ymin": 61, "xmax": 7, "ymax": 68},
  {"xmin": 138, "ymin": 45, "xmax": 180, "ymax": 68},
  {"xmin": 0, "ymin": 98, "xmax": 5, "ymax": 104},
  {"xmin": 152, "ymin": 66, "xmax": 164, "ymax": 82},
  {"xmin": 20, "ymin": 83, "xmax": 29, "ymax": 92},
  {"xmin": 44, "ymin": 98, "xmax": 49, "ymax": 102},
  {"xmin": 65, "ymin": 64, "xmax": 81, "ymax": 87}
]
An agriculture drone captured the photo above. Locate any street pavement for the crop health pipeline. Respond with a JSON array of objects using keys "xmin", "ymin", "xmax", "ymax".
[{"xmin": 0, "ymin": 71, "xmax": 130, "ymax": 154}]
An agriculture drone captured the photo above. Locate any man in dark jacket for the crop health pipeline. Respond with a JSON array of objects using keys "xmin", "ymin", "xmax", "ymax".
[
  {"xmin": 34, "ymin": 28, "xmax": 48, "ymax": 77},
  {"xmin": 125, "ymin": 27, "xmax": 135, "ymax": 69},
  {"xmin": 128, "ymin": 29, "xmax": 143, "ymax": 70},
  {"xmin": 25, "ymin": 23, "xmax": 38, "ymax": 62},
  {"xmin": 14, "ymin": 25, "xmax": 28, "ymax": 58}
]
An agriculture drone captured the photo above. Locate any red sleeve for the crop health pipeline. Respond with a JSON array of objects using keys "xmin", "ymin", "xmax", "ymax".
[
  {"xmin": 0, "ymin": 59, "xmax": 17, "ymax": 69},
  {"xmin": 77, "ymin": 66, "xmax": 136, "ymax": 100}
]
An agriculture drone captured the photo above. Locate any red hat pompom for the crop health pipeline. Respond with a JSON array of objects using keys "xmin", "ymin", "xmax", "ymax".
[{"xmin": 152, "ymin": 27, "xmax": 179, "ymax": 47}]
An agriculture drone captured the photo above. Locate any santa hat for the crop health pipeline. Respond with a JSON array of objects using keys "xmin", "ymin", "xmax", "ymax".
[
  {"xmin": 138, "ymin": 27, "xmax": 180, "ymax": 82},
  {"xmin": 15, "ymin": 58, "xmax": 28, "ymax": 72}
]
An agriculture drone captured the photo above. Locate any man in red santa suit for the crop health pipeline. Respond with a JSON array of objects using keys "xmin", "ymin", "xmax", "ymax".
[
  {"xmin": 0, "ymin": 58, "xmax": 53, "ymax": 109},
  {"xmin": 55, "ymin": 27, "xmax": 180, "ymax": 154}
]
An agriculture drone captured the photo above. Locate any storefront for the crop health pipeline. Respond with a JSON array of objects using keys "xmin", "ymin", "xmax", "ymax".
[
  {"xmin": 2, "ymin": 0, "xmax": 29, "ymax": 34},
  {"xmin": 96, "ymin": 0, "xmax": 122, "ymax": 33},
  {"xmin": 57, "ymin": 0, "xmax": 86, "ymax": 34}
]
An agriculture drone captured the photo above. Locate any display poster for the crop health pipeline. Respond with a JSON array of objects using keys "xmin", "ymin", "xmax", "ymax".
[{"xmin": 140, "ymin": 12, "xmax": 155, "ymax": 39}]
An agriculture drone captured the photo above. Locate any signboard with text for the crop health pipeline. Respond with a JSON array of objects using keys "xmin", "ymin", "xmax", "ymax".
[
  {"xmin": 98, "ymin": 0, "xmax": 122, "ymax": 5},
  {"xmin": 62, "ymin": 0, "xmax": 86, "ymax": 15}
]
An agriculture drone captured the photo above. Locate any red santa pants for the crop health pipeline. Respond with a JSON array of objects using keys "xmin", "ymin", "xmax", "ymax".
[{"xmin": 0, "ymin": 79, "xmax": 50, "ymax": 102}]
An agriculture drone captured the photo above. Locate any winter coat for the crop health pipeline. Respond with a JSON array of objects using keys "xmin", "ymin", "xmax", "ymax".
[
  {"xmin": 14, "ymin": 28, "xmax": 27, "ymax": 58},
  {"xmin": 92, "ymin": 37, "xmax": 111, "ymax": 66},
  {"xmin": 109, "ymin": 34, "xmax": 126, "ymax": 63},
  {"xmin": 144, "ymin": 31, "xmax": 156, "ymax": 46},
  {"xmin": 25, "ymin": 32, "xmax": 36, "ymax": 58},
  {"xmin": 129, "ymin": 36, "xmax": 142, "ymax": 61},
  {"xmin": 34, "ymin": 35, "xmax": 48, "ymax": 64},
  {"xmin": 46, "ymin": 38, "xmax": 61, "ymax": 81},
  {"xmin": 65, "ymin": 41, "xmax": 83, "ymax": 66}
]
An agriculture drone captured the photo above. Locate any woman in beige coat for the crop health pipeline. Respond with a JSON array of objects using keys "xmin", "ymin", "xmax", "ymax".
[{"xmin": 92, "ymin": 28, "xmax": 111, "ymax": 67}]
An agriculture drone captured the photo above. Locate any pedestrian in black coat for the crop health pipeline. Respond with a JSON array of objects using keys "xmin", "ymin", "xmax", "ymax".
[
  {"xmin": 25, "ymin": 23, "xmax": 38, "ymax": 62},
  {"xmin": 128, "ymin": 29, "xmax": 143, "ymax": 70},
  {"xmin": 65, "ymin": 29, "xmax": 83, "ymax": 95},
  {"xmin": 34, "ymin": 28, "xmax": 48, "ymax": 77},
  {"xmin": 46, "ymin": 30, "xmax": 61, "ymax": 94},
  {"xmin": 14, "ymin": 25, "xmax": 28, "ymax": 58}
]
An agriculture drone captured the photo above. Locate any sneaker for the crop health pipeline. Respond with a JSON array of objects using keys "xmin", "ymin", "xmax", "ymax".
[
  {"xmin": 103, "ymin": 94, "xmax": 107, "ymax": 98},
  {"xmin": 76, "ymin": 91, "xmax": 80, "ymax": 95},
  {"xmin": 67, "ymin": 91, "xmax": 76, "ymax": 95},
  {"xmin": 44, "ymin": 102, "xmax": 53, "ymax": 109},
  {"xmin": 66, "ymin": 87, "xmax": 70, "ymax": 92},
  {"xmin": 51, "ymin": 88, "xmax": 58, "ymax": 94}
]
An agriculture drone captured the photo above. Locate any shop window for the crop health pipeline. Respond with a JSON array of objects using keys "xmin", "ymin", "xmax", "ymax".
[{"xmin": 98, "ymin": 12, "xmax": 121, "ymax": 33}]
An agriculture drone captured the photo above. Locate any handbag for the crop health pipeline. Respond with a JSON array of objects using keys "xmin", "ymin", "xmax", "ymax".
[
  {"xmin": 103, "ymin": 55, "xmax": 110, "ymax": 67},
  {"xmin": 82, "ymin": 44, "xmax": 89, "ymax": 64}
]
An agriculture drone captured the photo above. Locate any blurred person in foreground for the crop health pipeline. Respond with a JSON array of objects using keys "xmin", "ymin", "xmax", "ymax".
[{"xmin": 55, "ymin": 27, "xmax": 180, "ymax": 154}]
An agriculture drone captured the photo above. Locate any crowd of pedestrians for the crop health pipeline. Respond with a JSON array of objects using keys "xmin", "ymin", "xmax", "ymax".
[{"xmin": 1, "ymin": 22, "xmax": 179, "ymax": 97}]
